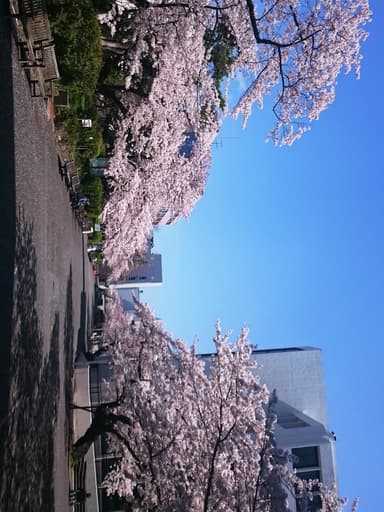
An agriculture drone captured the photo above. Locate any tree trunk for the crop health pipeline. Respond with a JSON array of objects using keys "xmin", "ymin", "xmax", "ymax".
[
  {"xmin": 72, "ymin": 406, "xmax": 114, "ymax": 460},
  {"xmin": 98, "ymin": 84, "xmax": 129, "ymax": 116},
  {"xmin": 72, "ymin": 404, "xmax": 133, "ymax": 461}
]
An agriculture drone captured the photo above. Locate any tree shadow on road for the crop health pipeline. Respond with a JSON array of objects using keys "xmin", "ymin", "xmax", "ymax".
[
  {"xmin": 0, "ymin": 208, "xmax": 60, "ymax": 512},
  {"xmin": 64, "ymin": 267, "xmax": 74, "ymax": 453},
  {"xmin": 0, "ymin": 0, "xmax": 16, "ymax": 475},
  {"xmin": 76, "ymin": 290, "xmax": 88, "ymax": 360}
]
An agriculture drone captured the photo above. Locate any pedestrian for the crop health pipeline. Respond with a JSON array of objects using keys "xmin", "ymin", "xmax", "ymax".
[
  {"xmin": 77, "ymin": 196, "xmax": 89, "ymax": 206},
  {"xmin": 71, "ymin": 196, "xmax": 89, "ymax": 209}
]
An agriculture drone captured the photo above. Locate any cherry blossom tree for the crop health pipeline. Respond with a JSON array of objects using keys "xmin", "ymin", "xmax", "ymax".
[
  {"xmin": 73, "ymin": 296, "xmax": 353, "ymax": 511},
  {"xmin": 98, "ymin": 0, "xmax": 370, "ymax": 277},
  {"xmin": 101, "ymin": 112, "xmax": 214, "ymax": 278},
  {"xmin": 99, "ymin": 0, "xmax": 221, "ymax": 278},
  {"xmin": 100, "ymin": 0, "xmax": 371, "ymax": 145}
]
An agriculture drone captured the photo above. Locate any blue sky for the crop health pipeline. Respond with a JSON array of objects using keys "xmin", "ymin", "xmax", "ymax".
[{"xmin": 142, "ymin": 3, "xmax": 383, "ymax": 509}]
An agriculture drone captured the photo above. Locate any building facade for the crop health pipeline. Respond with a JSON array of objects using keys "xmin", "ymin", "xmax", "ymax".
[
  {"xmin": 252, "ymin": 347, "xmax": 337, "ymax": 510},
  {"xmin": 109, "ymin": 253, "xmax": 162, "ymax": 289},
  {"xmin": 250, "ymin": 347, "xmax": 337, "ymax": 489},
  {"xmin": 153, "ymin": 207, "xmax": 182, "ymax": 226}
]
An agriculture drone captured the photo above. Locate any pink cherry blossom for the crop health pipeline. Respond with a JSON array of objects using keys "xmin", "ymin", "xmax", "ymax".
[
  {"xmin": 99, "ymin": 0, "xmax": 371, "ymax": 275},
  {"xmin": 73, "ymin": 294, "xmax": 356, "ymax": 511}
]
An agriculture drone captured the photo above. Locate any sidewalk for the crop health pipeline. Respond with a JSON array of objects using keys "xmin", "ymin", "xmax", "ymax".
[{"xmin": 73, "ymin": 356, "xmax": 99, "ymax": 512}]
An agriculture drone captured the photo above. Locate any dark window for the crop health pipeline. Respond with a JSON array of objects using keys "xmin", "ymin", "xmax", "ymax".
[
  {"xmin": 298, "ymin": 470, "xmax": 320, "ymax": 482},
  {"xmin": 293, "ymin": 447, "xmax": 322, "ymax": 512},
  {"xmin": 292, "ymin": 446, "xmax": 319, "ymax": 469}
]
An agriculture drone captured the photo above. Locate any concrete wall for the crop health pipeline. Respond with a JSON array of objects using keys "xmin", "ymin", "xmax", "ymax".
[
  {"xmin": 251, "ymin": 347, "xmax": 338, "ymax": 490},
  {"xmin": 251, "ymin": 347, "xmax": 328, "ymax": 426}
]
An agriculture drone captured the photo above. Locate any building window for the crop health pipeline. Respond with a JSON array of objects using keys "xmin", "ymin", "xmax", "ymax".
[
  {"xmin": 292, "ymin": 446, "xmax": 319, "ymax": 469},
  {"xmin": 292, "ymin": 446, "xmax": 321, "ymax": 512}
]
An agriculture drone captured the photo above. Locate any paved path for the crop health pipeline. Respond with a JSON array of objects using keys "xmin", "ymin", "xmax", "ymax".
[{"xmin": 0, "ymin": 4, "xmax": 96, "ymax": 510}]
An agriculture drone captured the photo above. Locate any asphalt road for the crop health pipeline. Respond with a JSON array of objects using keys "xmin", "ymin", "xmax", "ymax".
[{"xmin": 0, "ymin": 4, "xmax": 96, "ymax": 510}]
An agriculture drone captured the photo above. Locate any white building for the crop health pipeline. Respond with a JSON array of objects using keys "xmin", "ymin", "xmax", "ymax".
[
  {"xmin": 118, "ymin": 287, "xmax": 140, "ymax": 311},
  {"xmin": 252, "ymin": 347, "xmax": 337, "ymax": 511},
  {"xmin": 250, "ymin": 347, "xmax": 337, "ymax": 488},
  {"xmin": 153, "ymin": 207, "xmax": 182, "ymax": 226},
  {"xmin": 109, "ymin": 253, "xmax": 162, "ymax": 289}
]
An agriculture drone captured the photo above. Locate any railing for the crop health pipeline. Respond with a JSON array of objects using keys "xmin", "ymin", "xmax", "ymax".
[{"xmin": 9, "ymin": 0, "xmax": 60, "ymax": 97}]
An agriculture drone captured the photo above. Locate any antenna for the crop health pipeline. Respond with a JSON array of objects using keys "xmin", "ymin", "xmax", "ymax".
[{"xmin": 213, "ymin": 136, "xmax": 240, "ymax": 149}]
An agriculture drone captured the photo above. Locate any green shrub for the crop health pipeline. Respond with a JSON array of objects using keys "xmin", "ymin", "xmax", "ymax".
[
  {"xmin": 47, "ymin": 0, "xmax": 102, "ymax": 97},
  {"xmin": 88, "ymin": 230, "xmax": 103, "ymax": 245},
  {"xmin": 81, "ymin": 174, "xmax": 104, "ymax": 219},
  {"xmin": 64, "ymin": 111, "xmax": 105, "ymax": 175}
]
